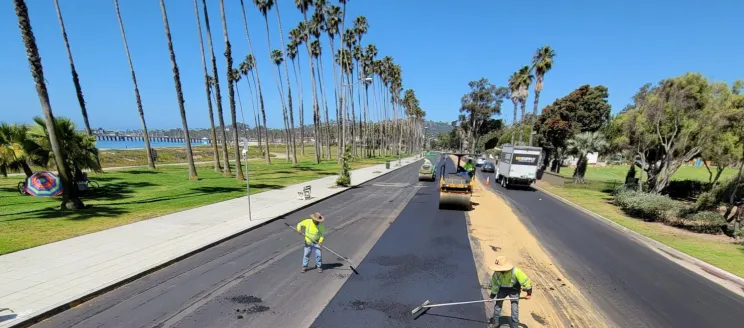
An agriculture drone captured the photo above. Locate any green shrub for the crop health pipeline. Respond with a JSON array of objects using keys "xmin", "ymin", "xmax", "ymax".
[
  {"xmin": 663, "ymin": 179, "xmax": 706, "ymax": 200},
  {"xmin": 336, "ymin": 145, "xmax": 352, "ymax": 187},
  {"xmin": 614, "ymin": 188, "xmax": 680, "ymax": 222},
  {"xmin": 695, "ymin": 177, "xmax": 744, "ymax": 211},
  {"xmin": 669, "ymin": 211, "xmax": 726, "ymax": 234}
]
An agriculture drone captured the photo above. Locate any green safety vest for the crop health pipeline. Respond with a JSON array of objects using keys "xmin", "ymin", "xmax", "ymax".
[
  {"xmin": 490, "ymin": 268, "xmax": 532, "ymax": 294},
  {"xmin": 296, "ymin": 219, "xmax": 325, "ymax": 244}
]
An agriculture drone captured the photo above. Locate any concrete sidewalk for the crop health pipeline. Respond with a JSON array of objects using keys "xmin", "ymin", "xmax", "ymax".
[{"xmin": 0, "ymin": 156, "xmax": 420, "ymax": 327}]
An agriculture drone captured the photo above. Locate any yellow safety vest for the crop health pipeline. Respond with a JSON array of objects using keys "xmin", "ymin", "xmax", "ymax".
[
  {"xmin": 296, "ymin": 219, "xmax": 325, "ymax": 244},
  {"xmin": 491, "ymin": 268, "xmax": 532, "ymax": 294}
]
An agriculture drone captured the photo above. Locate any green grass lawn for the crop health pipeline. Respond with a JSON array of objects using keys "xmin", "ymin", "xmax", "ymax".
[
  {"xmin": 0, "ymin": 154, "xmax": 406, "ymax": 255},
  {"xmin": 540, "ymin": 165, "xmax": 744, "ymax": 277}
]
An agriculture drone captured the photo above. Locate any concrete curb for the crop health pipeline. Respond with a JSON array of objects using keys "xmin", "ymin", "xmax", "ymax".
[
  {"xmin": 6, "ymin": 157, "xmax": 422, "ymax": 328},
  {"xmin": 533, "ymin": 184, "xmax": 744, "ymax": 297}
]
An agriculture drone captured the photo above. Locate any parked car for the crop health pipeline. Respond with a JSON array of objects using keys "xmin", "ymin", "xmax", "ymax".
[
  {"xmin": 481, "ymin": 162, "xmax": 495, "ymax": 172},
  {"xmin": 476, "ymin": 157, "xmax": 487, "ymax": 167}
]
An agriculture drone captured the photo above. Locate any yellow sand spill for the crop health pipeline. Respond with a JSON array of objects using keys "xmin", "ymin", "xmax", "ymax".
[{"xmin": 466, "ymin": 177, "xmax": 608, "ymax": 327}]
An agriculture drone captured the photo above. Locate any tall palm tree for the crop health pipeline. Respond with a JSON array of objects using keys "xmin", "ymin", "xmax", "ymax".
[
  {"xmin": 287, "ymin": 38, "xmax": 305, "ymax": 156},
  {"xmin": 239, "ymin": 0, "xmax": 271, "ymax": 163},
  {"xmin": 311, "ymin": 39, "xmax": 332, "ymax": 160},
  {"xmin": 339, "ymin": 0, "xmax": 349, "ymax": 157},
  {"xmin": 201, "ymin": 0, "xmax": 231, "ymax": 175},
  {"xmin": 219, "ymin": 0, "xmax": 245, "ymax": 180},
  {"xmin": 254, "ymin": 0, "xmax": 293, "ymax": 163},
  {"xmin": 353, "ymin": 16, "xmax": 368, "ymax": 157},
  {"xmin": 53, "ymin": 0, "xmax": 91, "ymax": 136},
  {"xmin": 296, "ymin": 0, "xmax": 321, "ymax": 164},
  {"xmin": 516, "ymin": 65, "xmax": 534, "ymax": 145},
  {"xmin": 529, "ymin": 45, "xmax": 556, "ymax": 146},
  {"xmin": 193, "ymin": 0, "xmax": 221, "ymax": 173},
  {"xmin": 320, "ymin": 3, "xmax": 343, "ymax": 161},
  {"xmin": 159, "ymin": 0, "xmax": 197, "ymax": 180},
  {"xmin": 269, "ymin": 48, "xmax": 292, "ymax": 162},
  {"xmin": 270, "ymin": 0, "xmax": 299, "ymax": 164},
  {"xmin": 230, "ymin": 68, "xmax": 250, "ymax": 154},
  {"xmin": 363, "ymin": 44, "xmax": 376, "ymax": 157},
  {"xmin": 342, "ymin": 29, "xmax": 357, "ymax": 157},
  {"xmin": 0, "ymin": 123, "xmax": 34, "ymax": 177},
  {"xmin": 14, "ymin": 0, "xmax": 82, "ymax": 209},
  {"xmin": 240, "ymin": 55, "xmax": 263, "ymax": 155},
  {"xmin": 508, "ymin": 71, "xmax": 520, "ymax": 145},
  {"xmin": 352, "ymin": 44, "xmax": 363, "ymax": 157},
  {"xmin": 114, "ymin": 0, "xmax": 155, "ymax": 170}
]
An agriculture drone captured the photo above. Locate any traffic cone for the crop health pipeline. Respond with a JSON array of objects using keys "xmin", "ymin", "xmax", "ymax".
[{"xmin": 486, "ymin": 176, "xmax": 490, "ymax": 185}]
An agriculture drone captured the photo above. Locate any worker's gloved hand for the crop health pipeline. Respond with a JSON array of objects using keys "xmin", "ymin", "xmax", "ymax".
[
  {"xmin": 524, "ymin": 290, "xmax": 532, "ymax": 300},
  {"xmin": 489, "ymin": 293, "xmax": 496, "ymax": 299}
]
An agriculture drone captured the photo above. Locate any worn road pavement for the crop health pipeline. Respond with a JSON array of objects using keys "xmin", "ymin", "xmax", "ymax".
[
  {"xmin": 478, "ymin": 167, "xmax": 744, "ymax": 328},
  {"xmin": 33, "ymin": 155, "xmax": 486, "ymax": 328}
]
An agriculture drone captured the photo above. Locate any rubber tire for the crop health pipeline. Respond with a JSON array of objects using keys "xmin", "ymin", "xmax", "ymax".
[{"xmin": 501, "ymin": 176, "xmax": 508, "ymax": 189}]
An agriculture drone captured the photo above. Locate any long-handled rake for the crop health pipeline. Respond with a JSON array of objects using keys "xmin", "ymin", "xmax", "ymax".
[
  {"xmin": 411, "ymin": 297, "xmax": 524, "ymax": 317},
  {"xmin": 283, "ymin": 222, "xmax": 359, "ymax": 275}
]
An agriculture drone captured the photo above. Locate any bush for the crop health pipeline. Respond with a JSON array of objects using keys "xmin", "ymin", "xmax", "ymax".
[
  {"xmin": 695, "ymin": 177, "xmax": 744, "ymax": 211},
  {"xmin": 614, "ymin": 188, "xmax": 680, "ymax": 222},
  {"xmin": 669, "ymin": 211, "xmax": 727, "ymax": 234},
  {"xmin": 336, "ymin": 145, "xmax": 352, "ymax": 187},
  {"xmin": 663, "ymin": 179, "xmax": 706, "ymax": 200}
]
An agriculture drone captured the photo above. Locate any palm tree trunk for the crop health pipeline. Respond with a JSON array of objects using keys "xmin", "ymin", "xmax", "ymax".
[
  {"xmin": 201, "ymin": 0, "xmax": 231, "ymax": 175},
  {"xmin": 114, "ymin": 0, "xmax": 155, "ymax": 171},
  {"xmin": 245, "ymin": 75, "xmax": 262, "ymax": 154},
  {"xmin": 316, "ymin": 55, "xmax": 332, "ymax": 161},
  {"xmin": 160, "ymin": 0, "xmax": 197, "ymax": 180},
  {"xmin": 291, "ymin": 57, "xmax": 305, "ymax": 156},
  {"xmin": 364, "ymin": 83, "xmax": 371, "ymax": 157},
  {"xmin": 301, "ymin": 12, "xmax": 321, "ymax": 164},
  {"xmin": 518, "ymin": 99, "xmax": 526, "ymax": 145},
  {"xmin": 529, "ymin": 89, "xmax": 541, "ymax": 146},
  {"xmin": 239, "ymin": 0, "xmax": 270, "ymax": 164},
  {"xmin": 348, "ymin": 70, "xmax": 357, "ymax": 158},
  {"xmin": 219, "ymin": 0, "xmax": 244, "ymax": 180},
  {"xmin": 53, "ymin": 0, "xmax": 91, "ymax": 136},
  {"xmin": 274, "ymin": 5, "xmax": 298, "ymax": 165},
  {"xmin": 511, "ymin": 100, "xmax": 517, "ymax": 145},
  {"xmin": 193, "ymin": 0, "xmax": 220, "ymax": 173},
  {"xmin": 327, "ymin": 35, "xmax": 340, "ymax": 161},
  {"xmin": 15, "ymin": 0, "xmax": 83, "ymax": 209},
  {"xmin": 262, "ymin": 16, "xmax": 291, "ymax": 163}
]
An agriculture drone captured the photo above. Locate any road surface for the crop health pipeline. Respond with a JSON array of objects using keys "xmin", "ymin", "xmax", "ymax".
[
  {"xmin": 34, "ymin": 155, "xmax": 486, "ymax": 328},
  {"xmin": 478, "ymin": 166, "xmax": 744, "ymax": 327}
]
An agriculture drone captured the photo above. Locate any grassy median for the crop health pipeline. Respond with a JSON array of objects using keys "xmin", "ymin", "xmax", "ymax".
[
  {"xmin": 0, "ymin": 150, "xmax": 407, "ymax": 255},
  {"xmin": 539, "ymin": 165, "xmax": 744, "ymax": 278}
]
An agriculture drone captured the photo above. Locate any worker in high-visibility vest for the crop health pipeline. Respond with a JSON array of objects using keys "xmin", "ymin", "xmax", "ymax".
[
  {"xmin": 296, "ymin": 213, "xmax": 326, "ymax": 273},
  {"xmin": 489, "ymin": 256, "xmax": 532, "ymax": 328}
]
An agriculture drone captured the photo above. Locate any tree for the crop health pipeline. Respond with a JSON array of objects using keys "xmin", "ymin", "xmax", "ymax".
[
  {"xmin": 15, "ymin": 0, "xmax": 83, "ymax": 209},
  {"xmin": 311, "ymin": 38, "xmax": 333, "ymax": 160},
  {"xmin": 192, "ymin": 0, "xmax": 221, "ymax": 173},
  {"xmin": 0, "ymin": 123, "xmax": 34, "ymax": 177},
  {"xmin": 320, "ymin": 3, "xmax": 343, "ymax": 160},
  {"xmin": 287, "ymin": 36, "xmax": 305, "ymax": 155},
  {"xmin": 515, "ymin": 66, "xmax": 534, "ymax": 144},
  {"xmin": 270, "ymin": 0, "xmax": 298, "ymax": 164},
  {"xmin": 28, "ymin": 117, "xmax": 101, "ymax": 182},
  {"xmin": 529, "ymin": 45, "xmax": 556, "ymax": 146},
  {"xmin": 353, "ymin": 15, "xmax": 369, "ymax": 157},
  {"xmin": 114, "ymin": 0, "xmax": 155, "ymax": 171},
  {"xmin": 566, "ymin": 131, "xmax": 608, "ymax": 183},
  {"xmin": 459, "ymin": 78, "xmax": 508, "ymax": 153},
  {"xmin": 239, "ymin": 0, "xmax": 271, "ymax": 163},
  {"xmin": 53, "ymin": 0, "xmax": 91, "ymax": 136},
  {"xmin": 219, "ymin": 0, "xmax": 245, "ymax": 180},
  {"xmin": 240, "ymin": 55, "xmax": 263, "ymax": 156},
  {"xmin": 159, "ymin": 0, "xmax": 197, "ymax": 180},
  {"xmin": 336, "ymin": 144, "xmax": 352, "ymax": 186},
  {"xmin": 296, "ymin": 0, "xmax": 322, "ymax": 164},
  {"xmin": 269, "ymin": 48, "xmax": 291, "ymax": 162},
  {"xmin": 507, "ymin": 71, "xmax": 520, "ymax": 144}
]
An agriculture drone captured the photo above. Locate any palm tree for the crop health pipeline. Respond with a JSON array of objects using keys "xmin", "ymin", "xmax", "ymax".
[
  {"xmin": 114, "ymin": 0, "xmax": 155, "ymax": 171},
  {"xmin": 0, "ymin": 123, "xmax": 34, "ymax": 177},
  {"xmin": 566, "ymin": 131, "xmax": 608, "ymax": 183},
  {"xmin": 28, "ymin": 117, "xmax": 102, "ymax": 182},
  {"xmin": 320, "ymin": 3, "xmax": 343, "ymax": 161},
  {"xmin": 269, "ymin": 0, "xmax": 299, "ymax": 164},
  {"xmin": 311, "ymin": 39, "xmax": 332, "ymax": 160},
  {"xmin": 159, "ymin": 0, "xmax": 197, "ymax": 180},
  {"xmin": 353, "ymin": 16, "xmax": 368, "ymax": 157},
  {"xmin": 14, "ymin": 0, "xmax": 82, "ymax": 209},
  {"xmin": 296, "ymin": 0, "xmax": 321, "ymax": 164},
  {"xmin": 240, "ymin": 55, "xmax": 263, "ymax": 155},
  {"xmin": 529, "ymin": 45, "xmax": 556, "ymax": 146},
  {"xmin": 219, "ymin": 0, "xmax": 245, "ymax": 180},
  {"xmin": 255, "ymin": 0, "xmax": 293, "ymax": 163},
  {"xmin": 363, "ymin": 44, "xmax": 376, "ymax": 156},
  {"xmin": 269, "ymin": 48, "xmax": 292, "ymax": 162},
  {"xmin": 287, "ymin": 38, "xmax": 305, "ymax": 156},
  {"xmin": 230, "ymin": 68, "xmax": 251, "ymax": 156},
  {"xmin": 342, "ymin": 29, "xmax": 357, "ymax": 157},
  {"xmin": 238, "ymin": 0, "xmax": 271, "ymax": 163},
  {"xmin": 201, "ymin": 0, "xmax": 232, "ymax": 175},
  {"xmin": 192, "ymin": 0, "xmax": 220, "ymax": 173},
  {"xmin": 508, "ymin": 71, "xmax": 520, "ymax": 145},
  {"xmin": 53, "ymin": 0, "xmax": 91, "ymax": 136},
  {"xmin": 516, "ymin": 65, "xmax": 534, "ymax": 145},
  {"xmin": 352, "ymin": 44, "xmax": 363, "ymax": 157}
]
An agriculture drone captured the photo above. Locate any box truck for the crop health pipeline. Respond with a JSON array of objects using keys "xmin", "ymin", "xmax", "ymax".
[{"xmin": 496, "ymin": 145, "xmax": 542, "ymax": 188}]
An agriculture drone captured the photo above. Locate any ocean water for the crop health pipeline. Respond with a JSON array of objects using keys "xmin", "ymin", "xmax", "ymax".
[{"xmin": 95, "ymin": 139, "xmax": 209, "ymax": 150}]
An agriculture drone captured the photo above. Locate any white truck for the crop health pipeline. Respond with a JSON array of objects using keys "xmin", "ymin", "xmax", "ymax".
[{"xmin": 496, "ymin": 145, "xmax": 542, "ymax": 188}]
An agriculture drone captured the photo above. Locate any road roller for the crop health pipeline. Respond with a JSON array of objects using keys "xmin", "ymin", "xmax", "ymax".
[
  {"xmin": 418, "ymin": 159, "xmax": 436, "ymax": 181},
  {"xmin": 438, "ymin": 153, "xmax": 475, "ymax": 210}
]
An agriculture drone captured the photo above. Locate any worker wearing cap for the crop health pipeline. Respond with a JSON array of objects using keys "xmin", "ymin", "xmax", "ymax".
[
  {"xmin": 489, "ymin": 256, "xmax": 532, "ymax": 328},
  {"xmin": 297, "ymin": 213, "xmax": 326, "ymax": 273}
]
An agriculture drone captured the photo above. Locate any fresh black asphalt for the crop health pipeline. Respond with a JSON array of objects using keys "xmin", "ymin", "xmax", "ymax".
[
  {"xmin": 33, "ymin": 156, "xmax": 486, "ymax": 328},
  {"xmin": 477, "ymin": 168, "xmax": 744, "ymax": 327}
]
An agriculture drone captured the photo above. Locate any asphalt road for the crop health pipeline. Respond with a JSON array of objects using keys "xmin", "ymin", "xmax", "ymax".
[
  {"xmin": 34, "ymin": 156, "xmax": 486, "ymax": 328},
  {"xmin": 478, "ymin": 165, "xmax": 744, "ymax": 328}
]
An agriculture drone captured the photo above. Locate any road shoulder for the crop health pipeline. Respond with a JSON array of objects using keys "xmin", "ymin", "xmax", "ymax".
[{"xmin": 468, "ymin": 178, "xmax": 608, "ymax": 327}]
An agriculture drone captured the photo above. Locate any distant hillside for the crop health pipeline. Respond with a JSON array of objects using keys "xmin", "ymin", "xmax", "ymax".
[{"xmin": 424, "ymin": 120, "xmax": 452, "ymax": 137}]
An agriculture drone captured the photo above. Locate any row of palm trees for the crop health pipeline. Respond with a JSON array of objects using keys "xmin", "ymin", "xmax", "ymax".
[
  {"xmin": 507, "ymin": 46, "xmax": 557, "ymax": 146},
  {"xmin": 11, "ymin": 0, "xmax": 426, "ymax": 208}
]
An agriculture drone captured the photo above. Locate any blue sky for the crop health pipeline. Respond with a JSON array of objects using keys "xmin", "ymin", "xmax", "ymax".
[{"xmin": 1, "ymin": 0, "xmax": 742, "ymax": 130}]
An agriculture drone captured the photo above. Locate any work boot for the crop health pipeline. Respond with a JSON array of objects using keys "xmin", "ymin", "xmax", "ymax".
[
  {"xmin": 317, "ymin": 267, "xmax": 323, "ymax": 273},
  {"xmin": 301, "ymin": 266, "xmax": 308, "ymax": 273}
]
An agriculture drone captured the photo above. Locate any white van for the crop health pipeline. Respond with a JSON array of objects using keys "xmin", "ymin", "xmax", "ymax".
[{"xmin": 496, "ymin": 145, "xmax": 542, "ymax": 188}]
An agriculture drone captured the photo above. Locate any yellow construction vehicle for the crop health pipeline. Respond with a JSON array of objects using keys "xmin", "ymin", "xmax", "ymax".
[
  {"xmin": 438, "ymin": 153, "xmax": 475, "ymax": 210},
  {"xmin": 418, "ymin": 159, "xmax": 436, "ymax": 181}
]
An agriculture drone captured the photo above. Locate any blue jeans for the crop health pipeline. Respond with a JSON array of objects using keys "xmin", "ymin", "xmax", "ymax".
[{"xmin": 302, "ymin": 243, "xmax": 322, "ymax": 268}]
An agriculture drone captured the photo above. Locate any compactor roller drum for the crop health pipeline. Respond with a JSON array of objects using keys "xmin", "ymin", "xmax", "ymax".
[{"xmin": 437, "ymin": 153, "xmax": 475, "ymax": 210}]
